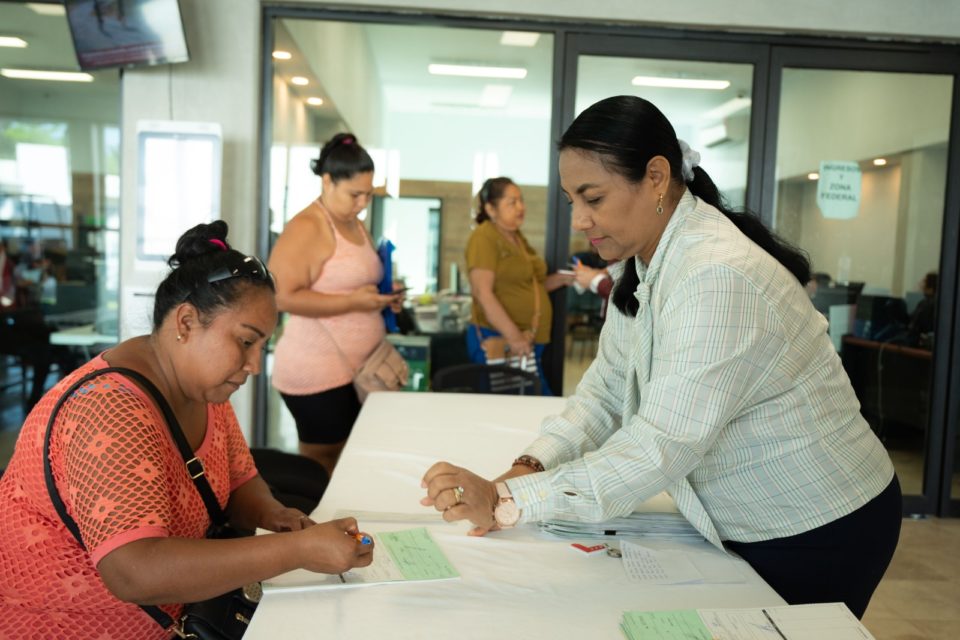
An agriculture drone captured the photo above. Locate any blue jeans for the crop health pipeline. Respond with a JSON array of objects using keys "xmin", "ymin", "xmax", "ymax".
[{"xmin": 465, "ymin": 324, "xmax": 553, "ymax": 396}]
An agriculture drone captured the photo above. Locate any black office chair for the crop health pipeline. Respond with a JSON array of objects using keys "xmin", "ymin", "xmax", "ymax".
[{"xmin": 432, "ymin": 363, "xmax": 541, "ymax": 396}]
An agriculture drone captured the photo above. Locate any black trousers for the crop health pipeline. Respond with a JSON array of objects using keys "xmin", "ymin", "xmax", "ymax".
[{"xmin": 726, "ymin": 475, "xmax": 902, "ymax": 619}]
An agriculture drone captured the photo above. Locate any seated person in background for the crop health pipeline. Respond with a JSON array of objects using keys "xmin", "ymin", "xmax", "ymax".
[
  {"xmin": 908, "ymin": 271, "xmax": 937, "ymax": 348},
  {"xmin": 422, "ymin": 95, "xmax": 899, "ymax": 620},
  {"xmin": 0, "ymin": 221, "xmax": 373, "ymax": 638}
]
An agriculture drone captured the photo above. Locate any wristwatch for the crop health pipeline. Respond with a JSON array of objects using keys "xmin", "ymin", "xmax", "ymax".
[{"xmin": 493, "ymin": 482, "xmax": 521, "ymax": 528}]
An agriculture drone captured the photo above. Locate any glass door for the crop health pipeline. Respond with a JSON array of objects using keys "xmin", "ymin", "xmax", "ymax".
[
  {"xmin": 762, "ymin": 47, "xmax": 958, "ymax": 513},
  {"xmin": 554, "ymin": 35, "xmax": 769, "ymax": 393}
]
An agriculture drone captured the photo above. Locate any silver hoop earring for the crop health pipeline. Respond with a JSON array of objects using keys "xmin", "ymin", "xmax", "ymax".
[{"xmin": 656, "ymin": 193, "xmax": 664, "ymax": 216}]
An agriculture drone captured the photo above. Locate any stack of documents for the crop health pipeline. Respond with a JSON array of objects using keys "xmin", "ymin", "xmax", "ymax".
[
  {"xmin": 620, "ymin": 603, "xmax": 876, "ymax": 640},
  {"xmin": 539, "ymin": 492, "xmax": 701, "ymax": 540}
]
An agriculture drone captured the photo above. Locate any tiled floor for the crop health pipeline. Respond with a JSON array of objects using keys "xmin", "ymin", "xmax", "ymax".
[{"xmin": 863, "ymin": 517, "xmax": 960, "ymax": 639}]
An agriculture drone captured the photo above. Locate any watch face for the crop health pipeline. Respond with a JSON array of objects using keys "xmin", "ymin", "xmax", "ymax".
[{"xmin": 495, "ymin": 500, "xmax": 520, "ymax": 527}]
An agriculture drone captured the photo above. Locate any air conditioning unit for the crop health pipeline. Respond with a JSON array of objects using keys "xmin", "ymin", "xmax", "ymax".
[{"xmin": 698, "ymin": 114, "xmax": 749, "ymax": 148}]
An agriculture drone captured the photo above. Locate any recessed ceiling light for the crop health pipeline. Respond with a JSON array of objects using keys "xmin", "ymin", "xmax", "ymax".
[
  {"xmin": 0, "ymin": 37, "xmax": 28, "ymax": 49},
  {"xmin": 306, "ymin": 97, "xmax": 324, "ymax": 106},
  {"xmin": 1, "ymin": 68, "xmax": 94, "ymax": 82},
  {"xmin": 872, "ymin": 158, "xmax": 887, "ymax": 166},
  {"xmin": 807, "ymin": 172, "xmax": 820, "ymax": 181},
  {"xmin": 428, "ymin": 63, "xmax": 527, "ymax": 79},
  {"xmin": 272, "ymin": 50, "xmax": 292, "ymax": 60},
  {"xmin": 632, "ymin": 75, "xmax": 730, "ymax": 90},
  {"xmin": 291, "ymin": 76, "xmax": 309, "ymax": 86},
  {"xmin": 26, "ymin": 3, "xmax": 65, "ymax": 16},
  {"xmin": 500, "ymin": 31, "xmax": 540, "ymax": 47}
]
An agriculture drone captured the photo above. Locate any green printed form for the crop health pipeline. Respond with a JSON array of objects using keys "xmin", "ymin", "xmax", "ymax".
[
  {"xmin": 621, "ymin": 610, "xmax": 713, "ymax": 640},
  {"xmin": 377, "ymin": 528, "xmax": 460, "ymax": 581}
]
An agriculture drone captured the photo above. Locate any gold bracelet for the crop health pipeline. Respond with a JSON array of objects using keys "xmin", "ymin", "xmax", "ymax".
[{"xmin": 512, "ymin": 455, "xmax": 544, "ymax": 473}]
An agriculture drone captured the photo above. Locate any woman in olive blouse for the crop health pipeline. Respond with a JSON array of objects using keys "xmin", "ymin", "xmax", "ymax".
[{"xmin": 465, "ymin": 177, "xmax": 573, "ymax": 394}]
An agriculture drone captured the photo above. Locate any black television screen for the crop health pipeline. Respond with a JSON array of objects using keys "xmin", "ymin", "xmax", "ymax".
[{"xmin": 66, "ymin": 0, "xmax": 189, "ymax": 71}]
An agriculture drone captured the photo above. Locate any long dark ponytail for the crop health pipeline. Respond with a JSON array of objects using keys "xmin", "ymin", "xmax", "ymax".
[{"xmin": 559, "ymin": 95, "xmax": 810, "ymax": 317}]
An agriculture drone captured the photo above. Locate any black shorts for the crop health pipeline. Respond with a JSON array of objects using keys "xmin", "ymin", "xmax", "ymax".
[{"xmin": 280, "ymin": 383, "xmax": 361, "ymax": 445}]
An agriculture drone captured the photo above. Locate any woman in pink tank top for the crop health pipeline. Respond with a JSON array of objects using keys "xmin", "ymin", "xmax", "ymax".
[{"xmin": 269, "ymin": 133, "xmax": 398, "ymax": 475}]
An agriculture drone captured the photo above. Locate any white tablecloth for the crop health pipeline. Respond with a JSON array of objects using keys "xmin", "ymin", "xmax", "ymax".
[{"xmin": 246, "ymin": 392, "xmax": 784, "ymax": 639}]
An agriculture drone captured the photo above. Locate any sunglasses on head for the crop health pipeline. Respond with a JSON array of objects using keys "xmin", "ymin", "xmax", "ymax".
[{"xmin": 207, "ymin": 255, "xmax": 271, "ymax": 284}]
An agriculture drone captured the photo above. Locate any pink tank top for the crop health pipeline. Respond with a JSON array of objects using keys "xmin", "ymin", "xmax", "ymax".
[{"xmin": 271, "ymin": 207, "xmax": 385, "ymax": 395}]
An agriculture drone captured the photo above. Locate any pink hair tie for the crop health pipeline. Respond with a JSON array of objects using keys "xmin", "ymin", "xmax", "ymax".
[
  {"xmin": 342, "ymin": 136, "xmax": 353, "ymax": 145},
  {"xmin": 209, "ymin": 239, "xmax": 227, "ymax": 251}
]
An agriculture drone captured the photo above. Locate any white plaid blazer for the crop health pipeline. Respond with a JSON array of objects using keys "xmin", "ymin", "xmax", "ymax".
[{"xmin": 509, "ymin": 191, "xmax": 894, "ymax": 547}]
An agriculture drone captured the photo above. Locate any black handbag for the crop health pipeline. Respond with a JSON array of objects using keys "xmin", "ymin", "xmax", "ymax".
[{"xmin": 43, "ymin": 367, "xmax": 260, "ymax": 639}]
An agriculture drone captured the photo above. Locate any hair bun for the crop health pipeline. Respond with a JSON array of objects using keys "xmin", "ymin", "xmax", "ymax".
[{"xmin": 169, "ymin": 220, "xmax": 231, "ymax": 268}]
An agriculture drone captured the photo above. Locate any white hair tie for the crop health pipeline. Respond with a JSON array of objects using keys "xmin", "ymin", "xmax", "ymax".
[{"xmin": 677, "ymin": 139, "xmax": 701, "ymax": 183}]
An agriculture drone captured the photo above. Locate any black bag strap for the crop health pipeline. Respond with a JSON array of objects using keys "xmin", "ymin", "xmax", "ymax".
[{"xmin": 42, "ymin": 366, "xmax": 229, "ymax": 630}]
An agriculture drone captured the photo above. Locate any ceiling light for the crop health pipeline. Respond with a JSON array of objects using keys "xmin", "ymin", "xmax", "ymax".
[
  {"xmin": 0, "ymin": 37, "xmax": 28, "ymax": 48},
  {"xmin": 291, "ymin": 76, "xmax": 309, "ymax": 86},
  {"xmin": 26, "ymin": 3, "xmax": 65, "ymax": 16},
  {"xmin": 500, "ymin": 31, "xmax": 540, "ymax": 47},
  {"xmin": 1, "ymin": 68, "xmax": 94, "ymax": 82},
  {"xmin": 480, "ymin": 85, "xmax": 513, "ymax": 108},
  {"xmin": 428, "ymin": 63, "xmax": 527, "ymax": 79},
  {"xmin": 632, "ymin": 75, "xmax": 730, "ymax": 90},
  {"xmin": 702, "ymin": 96, "xmax": 751, "ymax": 121},
  {"xmin": 807, "ymin": 172, "xmax": 820, "ymax": 181},
  {"xmin": 272, "ymin": 50, "xmax": 292, "ymax": 60},
  {"xmin": 306, "ymin": 97, "xmax": 324, "ymax": 106},
  {"xmin": 872, "ymin": 158, "xmax": 887, "ymax": 166}
]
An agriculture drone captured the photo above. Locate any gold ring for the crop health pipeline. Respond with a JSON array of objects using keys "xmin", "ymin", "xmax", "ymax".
[{"xmin": 452, "ymin": 486, "xmax": 464, "ymax": 505}]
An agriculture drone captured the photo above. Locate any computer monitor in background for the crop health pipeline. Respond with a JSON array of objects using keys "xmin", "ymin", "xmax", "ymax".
[
  {"xmin": 811, "ymin": 284, "xmax": 861, "ymax": 316},
  {"xmin": 854, "ymin": 295, "xmax": 910, "ymax": 341},
  {"xmin": 66, "ymin": 0, "xmax": 190, "ymax": 71}
]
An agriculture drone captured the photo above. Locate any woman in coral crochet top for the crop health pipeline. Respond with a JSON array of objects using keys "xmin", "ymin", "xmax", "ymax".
[{"xmin": 0, "ymin": 221, "xmax": 373, "ymax": 639}]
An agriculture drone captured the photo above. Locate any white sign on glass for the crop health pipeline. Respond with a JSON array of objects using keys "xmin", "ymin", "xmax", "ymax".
[
  {"xmin": 816, "ymin": 161, "xmax": 861, "ymax": 220},
  {"xmin": 136, "ymin": 120, "xmax": 222, "ymax": 262}
]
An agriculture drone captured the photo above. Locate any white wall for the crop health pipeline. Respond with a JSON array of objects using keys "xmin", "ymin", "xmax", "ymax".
[
  {"xmin": 777, "ymin": 70, "xmax": 953, "ymax": 179},
  {"xmin": 118, "ymin": 0, "xmax": 959, "ymax": 438},
  {"xmin": 384, "ymin": 111, "xmax": 552, "ymax": 184},
  {"xmin": 285, "ymin": 20, "xmax": 383, "ymax": 143},
  {"xmin": 120, "ymin": 0, "xmax": 261, "ymax": 436}
]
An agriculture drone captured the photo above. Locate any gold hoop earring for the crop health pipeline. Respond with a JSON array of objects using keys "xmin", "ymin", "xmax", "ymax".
[{"xmin": 656, "ymin": 193, "xmax": 664, "ymax": 216}]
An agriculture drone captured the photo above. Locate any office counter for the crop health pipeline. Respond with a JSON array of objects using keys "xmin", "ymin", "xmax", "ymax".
[{"xmin": 246, "ymin": 393, "xmax": 783, "ymax": 639}]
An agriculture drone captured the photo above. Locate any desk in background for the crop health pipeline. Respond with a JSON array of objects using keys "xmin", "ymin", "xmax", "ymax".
[
  {"xmin": 246, "ymin": 393, "xmax": 783, "ymax": 639},
  {"xmin": 841, "ymin": 335, "xmax": 932, "ymax": 437},
  {"xmin": 49, "ymin": 323, "xmax": 118, "ymax": 360}
]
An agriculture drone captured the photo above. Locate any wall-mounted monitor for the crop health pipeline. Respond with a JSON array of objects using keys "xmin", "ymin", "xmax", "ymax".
[{"xmin": 65, "ymin": 0, "xmax": 189, "ymax": 71}]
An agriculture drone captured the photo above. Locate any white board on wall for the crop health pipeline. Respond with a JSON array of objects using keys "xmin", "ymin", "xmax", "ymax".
[{"xmin": 136, "ymin": 120, "xmax": 223, "ymax": 267}]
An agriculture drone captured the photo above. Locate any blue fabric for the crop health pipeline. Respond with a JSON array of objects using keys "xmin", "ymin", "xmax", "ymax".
[
  {"xmin": 465, "ymin": 324, "xmax": 552, "ymax": 396},
  {"xmin": 377, "ymin": 238, "xmax": 398, "ymax": 333}
]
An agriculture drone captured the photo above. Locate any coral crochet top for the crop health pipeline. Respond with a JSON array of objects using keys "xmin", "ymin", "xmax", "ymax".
[
  {"xmin": 0, "ymin": 355, "xmax": 258, "ymax": 639},
  {"xmin": 272, "ymin": 205, "xmax": 385, "ymax": 395}
]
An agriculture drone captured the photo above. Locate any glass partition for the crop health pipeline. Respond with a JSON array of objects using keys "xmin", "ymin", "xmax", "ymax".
[
  {"xmin": 771, "ymin": 68, "xmax": 954, "ymax": 499},
  {"xmin": 264, "ymin": 17, "xmax": 554, "ymax": 450},
  {"xmin": 1, "ymin": 2, "xmax": 120, "ymax": 465},
  {"xmin": 564, "ymin": 55, "xmax": 755, "ymax": 390}
]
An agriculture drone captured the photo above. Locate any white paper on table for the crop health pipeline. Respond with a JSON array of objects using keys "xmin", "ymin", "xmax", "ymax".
[
  {"xmin": 264, "ymin": 529, "xmax": 459, "ymax": 593},
  {"xmin": 620, "ymin": 540, "xmax": 703, "ymax": 584},
  {"xmin": 697, "ymin": 603, "xmax": 876, "ymax": 640}
]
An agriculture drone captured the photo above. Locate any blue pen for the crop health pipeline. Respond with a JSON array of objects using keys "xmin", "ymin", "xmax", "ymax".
[{"xmin": 354, "ymin": 533, "xmax": 372, "ymax": 545}]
